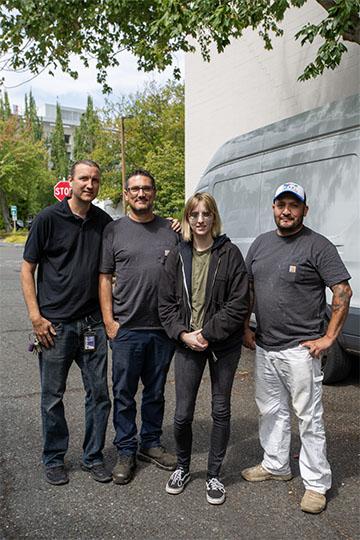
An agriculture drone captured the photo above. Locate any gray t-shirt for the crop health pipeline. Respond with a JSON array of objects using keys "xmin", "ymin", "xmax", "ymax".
[
  {"xmin": 99, "ymin": 215, "xmax": 179, "ymax": 329},
  {"xmin": 246, "ymin": 226, "xmax": 351, "ymax": 351}
]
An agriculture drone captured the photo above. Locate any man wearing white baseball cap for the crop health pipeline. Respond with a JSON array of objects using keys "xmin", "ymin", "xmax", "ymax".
[{"xmin": 241, "ymin": 182, "xmax": 352, "ymax": 514}]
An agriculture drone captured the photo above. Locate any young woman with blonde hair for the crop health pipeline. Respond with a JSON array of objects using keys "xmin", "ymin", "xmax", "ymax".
[{"xmin": 158, "ymin": 192, "xmax": 249, "ymax": 505}]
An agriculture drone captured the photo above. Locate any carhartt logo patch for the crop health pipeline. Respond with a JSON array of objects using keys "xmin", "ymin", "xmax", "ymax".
[{"xmin": 289, "ymin": 265, "xmax": 297, "ymax": 273}]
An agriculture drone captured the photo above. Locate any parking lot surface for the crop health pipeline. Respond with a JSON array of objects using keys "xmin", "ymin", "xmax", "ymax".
[{"xmin": 1, "ymin": 243, "xmax": 359, "ymax": 539}]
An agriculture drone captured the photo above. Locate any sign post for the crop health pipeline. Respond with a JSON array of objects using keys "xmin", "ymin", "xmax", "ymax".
[
  {"xmin": 10, "ymin": 205, "xmax": 17, "ymax": 232},
  {"xmin": 54, "ymin": 180, "xmax": 71, "ymax": 202}
]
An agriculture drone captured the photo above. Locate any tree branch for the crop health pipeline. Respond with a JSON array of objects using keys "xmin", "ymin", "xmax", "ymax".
[{"xmin": 315, "ymin": 0, "xmax": 360, "ymax": 44}]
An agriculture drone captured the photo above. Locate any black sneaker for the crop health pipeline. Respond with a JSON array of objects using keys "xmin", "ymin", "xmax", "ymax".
[
  {"xmin": 206, "ymin": 477, "xmax": 226, "ymax": 505},
  {"xmin": 80, "ymin": 462, "xmax": 112, "ymax": 483},
  {"xmin": 112, "ymin": 455, "xmax": 136, "ymax": 485},
  {"xmin": 45, "ymin": 465, "xmax": 69, "ymax": 486},
  {"xmin": 165, "ymin": 468, "xmax": 191, "ymax": 495},
  {"xmin": 138, "ymin": 445, "xmax": 177, "ymax": 471}
]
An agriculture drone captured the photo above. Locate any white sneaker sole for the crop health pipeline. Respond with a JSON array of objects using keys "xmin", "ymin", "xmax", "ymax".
[
  {"xmin": 206, "ymin": 492, "xmax": 226, "ymax": 505},
  {"xmin": 241, "ymin": 468, "xmax": 292, "ymax": 482},
  {"xmin": 165, "ymin": 474, "xmax": 191, "ymax": 495}
]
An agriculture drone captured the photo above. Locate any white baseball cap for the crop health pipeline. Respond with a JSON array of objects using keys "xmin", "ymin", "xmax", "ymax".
[{"xmin": 273, "ymin": 182, "xmax": 306, "ymax": 203}]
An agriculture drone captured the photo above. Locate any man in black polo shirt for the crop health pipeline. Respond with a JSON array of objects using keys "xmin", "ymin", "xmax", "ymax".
[{"xmin": 21, "ymin": 159, "xmax": 112, "ymax": 486}]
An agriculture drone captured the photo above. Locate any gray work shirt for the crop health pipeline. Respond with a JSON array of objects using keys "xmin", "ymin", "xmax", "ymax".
[
  {"xmin": 246, "ymin": 226, "xmax": 351, "ymax": 351},
  {"xmin": 99, "ymin": 215, "xmax": 179, "ymax": 329}
]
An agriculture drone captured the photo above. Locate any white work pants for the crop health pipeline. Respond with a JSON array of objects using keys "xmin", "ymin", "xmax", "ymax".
[{"xmin": 255, "ymin": 345, "xmax": 332, "ymax": 494}]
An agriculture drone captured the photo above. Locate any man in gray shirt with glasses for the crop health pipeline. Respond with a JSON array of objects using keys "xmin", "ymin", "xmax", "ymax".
[{"xmin": 99, "ymin": 169, "xmax": 179, "ymax": 485}]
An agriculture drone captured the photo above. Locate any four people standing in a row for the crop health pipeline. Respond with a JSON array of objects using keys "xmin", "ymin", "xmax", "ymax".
[{"xmin": 21, "ymin": 162, "xmax": 351, "ymax": 514}]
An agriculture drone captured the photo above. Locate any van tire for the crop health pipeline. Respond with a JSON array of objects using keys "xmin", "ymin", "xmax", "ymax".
[{"xmin": 322, "ymin": 340, "xmax": 352, "ymax": 385}]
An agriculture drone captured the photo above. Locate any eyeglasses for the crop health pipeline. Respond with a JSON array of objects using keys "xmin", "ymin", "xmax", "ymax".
[
  {"xmin": 126, "ymin": 185, "xmax": 155, "ymax": 195},
  {"xmin": 189, "ymin": 211, "xmax": 213, "ymax": 222}
]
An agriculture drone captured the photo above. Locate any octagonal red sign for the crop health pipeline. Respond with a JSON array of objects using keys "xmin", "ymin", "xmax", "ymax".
[{"xmin": 54, "ymin": 180, "xmax": 71, "ymax": 202}]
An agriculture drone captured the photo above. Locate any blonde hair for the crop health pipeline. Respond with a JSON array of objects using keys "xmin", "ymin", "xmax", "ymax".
[{"xmin": 182, "ymin": 192, "xmax": 222, "ymax": 242}]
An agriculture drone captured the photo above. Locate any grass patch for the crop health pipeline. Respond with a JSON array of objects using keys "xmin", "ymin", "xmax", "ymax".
[{"xmin": 0, "ymin": 230, "xmax": 28, "ymax": 244}]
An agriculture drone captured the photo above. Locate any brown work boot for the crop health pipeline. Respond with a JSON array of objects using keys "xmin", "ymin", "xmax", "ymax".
[
  {"xmin": 112, "ymin": 454, "xmax": 136, "ymax": 485},
  {"xmin": 241, "ymin": 463, "xmax": 293, "ymax": 482},
  {"xmin": 138, "ymin": 446, "xmax": 177, "ymax": 470},
  {"xmin": 301, "ymin": 490, "xmax": 327, "ymax": 514}
]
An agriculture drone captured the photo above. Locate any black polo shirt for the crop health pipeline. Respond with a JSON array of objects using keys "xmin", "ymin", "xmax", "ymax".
[{"xmin": 23, "ymin": 198, "xmax": 112, "ymax": 322}]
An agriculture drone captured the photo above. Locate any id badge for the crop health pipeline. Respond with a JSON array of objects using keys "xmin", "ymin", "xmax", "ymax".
[{"xmin": 84, "ymin": 331, "xmax": 96, "ymax": 351}]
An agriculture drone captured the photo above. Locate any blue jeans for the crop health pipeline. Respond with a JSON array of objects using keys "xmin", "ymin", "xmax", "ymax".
[
  {"xmin": 39, "ymin": 313, "xmax": 111, "ymax": 468},
  {"xmin": 110, "ymin": 329, "xmax": 175, "ymax": 455},
  {"xmin": 174, "ymin": 347, "xmax": 240, "ymax": 478}
]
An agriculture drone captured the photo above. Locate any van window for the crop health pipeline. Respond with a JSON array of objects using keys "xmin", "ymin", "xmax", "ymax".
[
  {"xmin": 260, "ymin": 154, "xmax": 358, "ymax": 239},
  {"xmin": 214, "ymin": 175, "xmax": 261, "ymax": 238}
]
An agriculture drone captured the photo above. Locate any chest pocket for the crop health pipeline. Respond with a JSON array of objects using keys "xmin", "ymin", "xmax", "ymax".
[
  {"xmin": 280, "ymin": 260, "xmax": 320, "ymax": 286},
  {"xmin": 280, "ymin": 263, "xmax": 299, "ymax": 283}
]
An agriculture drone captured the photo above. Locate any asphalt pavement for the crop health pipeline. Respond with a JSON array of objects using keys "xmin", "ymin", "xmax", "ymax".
[{"xmin": 0, "ymin": 243, "xmax": 359, "ymax": 540}]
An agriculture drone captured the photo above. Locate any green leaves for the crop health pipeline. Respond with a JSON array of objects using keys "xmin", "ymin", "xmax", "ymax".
[
  {"xmin": 295, "ymin": 0, "xmax": 358, "ymax": 81},
  {"xmin": 74, "ymin": 96, "xmax": 101, "ymax": 160},
  {"xmin": 90, "ymin": 80, "xmax": 185, "ymax": 216},
  {"xmin": 1, "ymin": 0, "xmax": 358, "ymax": 91},
  {"xmin": 0, "ymin": 102, "xmax": 53, "ymax": 231},
  {"xmin": 50, "ymin": 103, "xmax": 69, "ymax": 180}
]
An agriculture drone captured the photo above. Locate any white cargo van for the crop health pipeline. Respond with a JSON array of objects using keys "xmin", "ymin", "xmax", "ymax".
[{"xmin": 196, "ymin": 94, "xmax": 359, "ymax": 383}]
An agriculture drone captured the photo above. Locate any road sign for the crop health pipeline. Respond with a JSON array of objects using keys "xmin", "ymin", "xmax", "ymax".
[
  {"xmin": 54, "ymin": 181, "xmax": 71, "ymax": 202},
  {"xmin": 10, "ymin": 205, "xmax": 17, "ymax": 219}
]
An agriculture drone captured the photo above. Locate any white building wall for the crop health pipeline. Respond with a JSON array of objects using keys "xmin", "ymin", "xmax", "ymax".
[
  {"xmin": 42, "ymin": 104, "xmax": 85, "ymax": 161},
  {"xmin": 185, "ymin": 0, "xmax": 359, "ymax": 196}
]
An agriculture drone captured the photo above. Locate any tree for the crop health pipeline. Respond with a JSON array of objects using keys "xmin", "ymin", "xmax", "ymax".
[
  {"xmin": 146, "ymin": 141, "xmax": 185, "ymax": 218},
  {"xmin": 0, "ymin": 1, "xmax": 358, "ymax": 91},
  {"xmin": 73, "ymin": 96, "xmax": 100, "ymax": 160},
  {"xmin": 24, "ymin": 90, "xmax": 43, "ymax": 141},
  {"xmin": 50, "ymin": 103, "xmax": 68, "ymax": 180},
  {"xmin": 0, "ymin": 115, "xmax": 53, "ymax": 231},
  {"xmin": 92, "ymin": 81, "xmax": 184, "ymax": 216},
  {"xmin": 0, "ymin": 90, "xmax": 12, "ymax": 120}
]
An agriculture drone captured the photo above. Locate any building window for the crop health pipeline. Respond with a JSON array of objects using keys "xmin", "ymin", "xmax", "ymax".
[{"xmin": 64, "ymin": 134, "xmax": 70, "ymax": 144}]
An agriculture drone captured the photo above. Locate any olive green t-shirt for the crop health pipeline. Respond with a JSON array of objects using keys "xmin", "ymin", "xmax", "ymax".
[{"xmin": 191, "ymin": 246, "xmax": 211, "ymax": 330}]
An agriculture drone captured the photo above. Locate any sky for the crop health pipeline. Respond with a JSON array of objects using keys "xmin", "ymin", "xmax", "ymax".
[{"xmin": 2, "ymin": 50, "xmax": 184, "ymax": 115}]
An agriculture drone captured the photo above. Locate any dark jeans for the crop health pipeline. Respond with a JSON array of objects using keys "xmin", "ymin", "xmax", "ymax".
[
  {"xmin": 174, "ymin": 347, "xmax": 240, "ymax": 478},
  {"xmin": 39, "ymin": 313, "xmax": 111, "ymax": 468},
  {"xmin": 110, "ymin": 329, "xmax": 174, "ymax": 455}
]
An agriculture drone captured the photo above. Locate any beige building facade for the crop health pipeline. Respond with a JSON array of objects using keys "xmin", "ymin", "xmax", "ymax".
[{"xmin": 185, "ymin": 0, "xmax": 359, "ymax": 196}]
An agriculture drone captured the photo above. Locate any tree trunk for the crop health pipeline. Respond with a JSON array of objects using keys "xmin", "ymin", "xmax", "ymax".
[{"xmin": 0, "ymin": 188, "xmax": 12, "ymax": 232}]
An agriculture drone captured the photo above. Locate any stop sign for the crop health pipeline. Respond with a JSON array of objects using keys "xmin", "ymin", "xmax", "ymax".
[{"xmin": 54, "ymin": 180, "xmax": 71, "ymax": 202}]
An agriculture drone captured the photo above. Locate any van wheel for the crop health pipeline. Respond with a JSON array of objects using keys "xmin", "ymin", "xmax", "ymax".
[{"xmin": 322, "ymin": 340, "xmax": 352, "ymax": 384}]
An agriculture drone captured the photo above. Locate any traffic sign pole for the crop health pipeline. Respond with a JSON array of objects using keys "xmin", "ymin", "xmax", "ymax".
[{"xmin": 10, "ymin": 205, "xmax": 17, "ymax": 233}]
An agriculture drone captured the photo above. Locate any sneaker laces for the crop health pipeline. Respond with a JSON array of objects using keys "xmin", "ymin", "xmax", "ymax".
[
  {"xmin": 207, "ymin": 477, "xmax": 225, "ymax": 493},
  {"xmin": 170, "ymin": 468, "xmax": 185, "ymax": 486}
]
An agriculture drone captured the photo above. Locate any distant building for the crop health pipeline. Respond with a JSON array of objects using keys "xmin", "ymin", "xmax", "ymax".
[{"xmin": 41, "ymin": 103, "xmax": 85, "ymax": 160}]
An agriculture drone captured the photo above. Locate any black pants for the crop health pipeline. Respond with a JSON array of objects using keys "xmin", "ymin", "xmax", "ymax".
[{"xmin": 174, "ymin": 347, "xmax": 240, "ymax": 478}]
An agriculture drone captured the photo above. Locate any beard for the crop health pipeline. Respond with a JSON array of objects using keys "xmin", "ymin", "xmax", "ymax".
[
  {"xmin": 275, "ymin": 215, "xmax": 304, "ymax": 236},
  {"xmin": 128, "ymin": 197, "xmax": 153, "ymax": 215}
]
